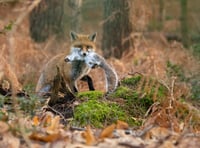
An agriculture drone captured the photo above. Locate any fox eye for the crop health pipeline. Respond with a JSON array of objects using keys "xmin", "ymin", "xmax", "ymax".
[
  {"xmin": 75, "ymin": 45, "xmax": 82, "ymax": 49},
  {"xmin": 86, "ymin": 45, "xmax": 92, "ymax": 49},
  {"xmin": 87, "ymin": 48, "xmax": 93, "ymax": 52}
]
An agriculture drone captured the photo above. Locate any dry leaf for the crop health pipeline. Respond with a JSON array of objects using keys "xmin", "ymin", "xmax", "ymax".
[
  {"xmin": 41, "ymin": 112, "xmax": 54, "ymax": 127},
  {"xmin": 99, "ymin": 124, "xmax": 116, "ymax": 139},
  {"xmin": 29, "ymin": 132, "xmax": 63, "ymax": 142},
  {"xmin": 32, "ymin": 116, "xmax": 39, "ymax": 126},
  {"xmin": 116, "ymin": 120, "xmax": 129, "ymax": 130},
  {"xmin": 144, "ymin": 127, "xmax": 171, "ymax": 140},
  {"xmin": 81, "ymin": 125, "xmax": 96, "ymax": 145},
  {"xmin": 46, "ymin": 116, "xmax": 61, "ymax": 134}
]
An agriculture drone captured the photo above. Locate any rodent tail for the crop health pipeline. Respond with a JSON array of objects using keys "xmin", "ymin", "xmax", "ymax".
[{"xmin": 92, "ymin": 53, "xmax": 118, "ymax": 93}]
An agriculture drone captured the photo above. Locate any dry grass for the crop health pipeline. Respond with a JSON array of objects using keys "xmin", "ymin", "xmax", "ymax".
[{"xmin": 0, "ymin": 2, "xmax": 200, "ymax": 147}]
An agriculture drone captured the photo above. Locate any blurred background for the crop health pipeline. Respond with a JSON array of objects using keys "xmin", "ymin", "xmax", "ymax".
[{"xmin": 0, "ymin": 0, "xmax": 199, "ymax": 103}]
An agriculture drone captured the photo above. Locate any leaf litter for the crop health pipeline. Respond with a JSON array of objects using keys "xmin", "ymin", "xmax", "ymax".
[
  {"xmin": 0, "ymin": 2, "xmax": 200, "ymax": 147},
  {"xmin": 0, "ymin": 60, "xmax": 200, "ymax": 148}
]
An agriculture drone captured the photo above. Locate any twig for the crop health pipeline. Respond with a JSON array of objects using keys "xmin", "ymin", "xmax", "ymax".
[
  {"xmin": 119, "ymin": 142, "xmax": 145, "ymax": 148},
  {"xmin": 132, "ymin": 124, "xmax": 154, "ymax": 137},
  {"xmin": 46, "ymin": 105, "xmax": 65, "ymax": 120},
  {"xmin": 99, "ymin": 10, "xmax": 120, "ymax": 26},
  {"xmin": 157, "ymin": 79, "xmax": 170, "ymax": 91},
  {"xmin": 169, "ymin": 76, "xmax": 176, "ymax": 109},
  {"xmin": 128, "ymin": 71, "xmax": 143, "ymax": 76},
  {"xmin": 70, "ymin": 126, "xmax": 85, "ymax": 131}
]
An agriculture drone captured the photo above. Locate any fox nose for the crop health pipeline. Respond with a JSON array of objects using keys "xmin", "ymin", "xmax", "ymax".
[{"xmin": 83, "ymin": 52, "xmax": 87, "ymax": 56}]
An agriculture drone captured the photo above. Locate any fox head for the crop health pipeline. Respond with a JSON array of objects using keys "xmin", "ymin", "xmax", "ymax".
[{"xmin": 65, "ymin": 31, "xmax": 97, "ymax": 62}]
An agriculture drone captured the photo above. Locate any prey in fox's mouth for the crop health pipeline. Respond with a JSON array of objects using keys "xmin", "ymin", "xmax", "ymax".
[{"xmin": 64, "ymin": 50, "xmax": 100, "ymax": 69}]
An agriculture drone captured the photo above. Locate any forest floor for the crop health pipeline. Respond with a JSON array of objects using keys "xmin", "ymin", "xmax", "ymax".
[{"xmin": 0, "ymin": 2, "xmax": 200, "ymax": 148}]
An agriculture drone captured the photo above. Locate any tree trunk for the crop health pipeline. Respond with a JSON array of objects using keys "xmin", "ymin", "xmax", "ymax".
[
  {"xmin": 29, "ymin": 0, "xmax": 65, "ymax": 42},
  {"xmin": 68, "ymin": 0, "xmax": 82, "ymax": 32},
  {"xmin": 102, "ymin": 0, "xmax": 133, "ymax": 59},
  {"xmin": 180, "ymin": 0, "xmax": 189, "ymax": 47},
  {"xmin": 159, "ymin": 0, "xmax": 165, "ymax": 29}
]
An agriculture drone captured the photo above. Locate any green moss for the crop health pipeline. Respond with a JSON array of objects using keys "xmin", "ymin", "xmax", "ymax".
[
  {"xmin": 121, "ymin": 75, "xmax": 142, "ymax": 87},
  {"xmin": 157, "ymin": 85, "xmax": 166, "ymax": 99},
  {"xmin": 122, "ymin": 94, "xmax": 153, "ymax": 118},
  {"xmin": 111, "ymin": 86, "xmax": 133, "ymax": 99},
  {"xmin": 77, "ymin": 90, "xmax": 103, "ymax": 100},
  {"xmin": 110, "ymin": 84, "xmax": 153, "ymax": 118},
  {"xmin": 110, "ymin": 75, "xmax": 168, "ymax": 118},
  {"xmin": 73, "ymin": 99, "xmax": 131, "ymax": 127},
  {"xmin": 167, "ymin": 61, "xmax": 186, "ymax": 81},
  {"xmin": 191, "ymin": 43, "xmax": 200, "ymax": 60},
  {"xmin": 73, "ymin": 88, "xmax": 142, "ymax": 127},
  {"xmin": 73, "ymin": 75, "xmax": 170, "ymax": 127}
]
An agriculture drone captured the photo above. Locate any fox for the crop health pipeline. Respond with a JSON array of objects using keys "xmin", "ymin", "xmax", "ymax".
[{"xmin": 35, "ymin": 31, "xmax": 97, "ymax": 96}]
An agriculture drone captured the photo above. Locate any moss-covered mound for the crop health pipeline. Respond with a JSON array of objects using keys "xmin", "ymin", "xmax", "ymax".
[
  {"xmin": 73, "ymin": 90, "xmax": 135, "ymax": 127},
  {"xmin": 72, "ymin": 75, "xmax": 169, "ymax": 127},
  {"xmin": 112, "ymin": 75, "xmax": 168, "ymax": 117}
]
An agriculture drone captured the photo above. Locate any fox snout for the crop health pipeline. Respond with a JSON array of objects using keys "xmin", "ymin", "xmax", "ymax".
[{"xmin": 80, "ymin": 51, "xmax": 88, "ymax": 57}]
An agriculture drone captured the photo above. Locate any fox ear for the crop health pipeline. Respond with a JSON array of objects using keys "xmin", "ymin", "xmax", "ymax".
[
  {"xmin": 88, "ymin": 32, "xmax": 97, "ymax": 42},
  {"xmin": 70, "ymin": 31, "xmax": 78, "ymax": 41}
]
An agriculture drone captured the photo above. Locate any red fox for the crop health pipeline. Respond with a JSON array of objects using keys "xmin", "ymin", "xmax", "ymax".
[{"xmin": 35, "ymin": 31, "xmax": 97, "ymax": 96}]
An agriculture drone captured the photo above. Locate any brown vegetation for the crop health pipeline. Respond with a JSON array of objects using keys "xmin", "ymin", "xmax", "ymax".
[{"xmin": 0, "ymin": 1, "xmax": 200, "ymax": 147}]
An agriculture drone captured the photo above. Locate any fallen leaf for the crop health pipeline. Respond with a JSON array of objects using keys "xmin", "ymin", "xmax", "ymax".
[
  {"xmin": 46, "ymin": 116, "xmax": 61, "ymax": 134},
  {"xmin": 32, "ymin": 116, "xmax": 39, "ymax": 126},
  {"xmin": 116, "ymin": 120, "xmax": 129, "ymax": 129},
  {"xmin": 144, "ymin": 127, "xmax": 171, "ymax": 140},
  {"xmin": 99, "ymin": 124, "xmax": 116, "ymax": 139},
  {"xmin": 82, "ymin": 125, "xmax": 96, "ymax": 145},
  {"xmin": 29, "ymin": 132, "xmax": 63, "ymax": 142},
  {"xmin": 40, "ymin": 111, "xmax": 54, "ymax": 127}
]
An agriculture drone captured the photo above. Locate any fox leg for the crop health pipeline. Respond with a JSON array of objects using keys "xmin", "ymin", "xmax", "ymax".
[
  {"xmin": 67, "ymin": 75, "xmax": 94, "ymax": 93},
  {"xmin": 67, "ymin": 80, "xmax": 78, "ymax": 93},
  {"xmin": 80, "ymin": 75, "xmax": 95, "ymax": 91},
  {"xmin": 37, "ymin": 84, "xmax": 51, "ymax": 97}
]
